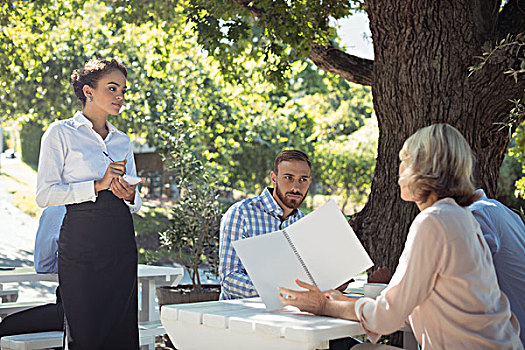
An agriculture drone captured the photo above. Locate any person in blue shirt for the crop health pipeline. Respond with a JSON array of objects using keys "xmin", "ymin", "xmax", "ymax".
[
  {"xmin": 470, "ymin": 189, "xmax": 525, "ymax": 346},
  {"xmin": 219, "ymin": 150, "xmax": 359, "ymax": 349},
  {"xmin": 219, "ymin": 150, "xmax": 312, "ymax": 300},
  {"xmin": 34, "ymin": 206, "xmax": 66, "ymax": 273},
  {"xmin": 0, "ymin": 206, "xmax": 65, "ymax": 339}
]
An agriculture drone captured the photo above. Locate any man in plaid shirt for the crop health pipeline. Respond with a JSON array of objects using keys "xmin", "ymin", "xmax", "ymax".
[{"xmin": 219, "ymin": 150, "xmax": 312, "ymax": 300}]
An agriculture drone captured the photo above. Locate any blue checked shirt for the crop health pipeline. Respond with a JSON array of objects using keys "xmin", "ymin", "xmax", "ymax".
[{"xmin": 219, "ymin": 187, "xmax": 305, "ymax": 300}]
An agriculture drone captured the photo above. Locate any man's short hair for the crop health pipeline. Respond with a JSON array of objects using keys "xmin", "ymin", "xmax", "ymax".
[{"xmin": 274, "ymin": 150, "xmax": 311, "ymax": 173}]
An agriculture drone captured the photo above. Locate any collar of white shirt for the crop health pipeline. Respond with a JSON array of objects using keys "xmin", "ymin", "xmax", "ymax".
[{"xmin": 71, "ymin": 111, "xmax": 118, "ymax": 134}]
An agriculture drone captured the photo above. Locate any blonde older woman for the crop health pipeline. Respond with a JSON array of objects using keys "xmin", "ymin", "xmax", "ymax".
[{"xmin": 280, "ymin": 124, "xmax": 522, "ymax": 349}]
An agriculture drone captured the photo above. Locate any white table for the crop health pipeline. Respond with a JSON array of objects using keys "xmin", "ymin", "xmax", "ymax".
[
  {"xmin": 0, "ymin": 264, "xmax": 184, "ymax": 350},
  {"xmin": 0, "ymin": 267, "xmax": 58, "ymax": 309},
  {"xmin": 137, "ymin": 264, "xmax": 184, "ymax": 322},
  {"xmin": 136, "ymin": 264, "xmax": 184, "ymax": 349},
  {"xmin": 0, "ymin": 264, "xmax": 183, "ymax": 320},
  {"xmin": 0, "ymin": 267, "xmax": 58, "ymax": 284},
  {"xmin": 161, "ymin": 297, "xmax": 365, "ymax": 350}
]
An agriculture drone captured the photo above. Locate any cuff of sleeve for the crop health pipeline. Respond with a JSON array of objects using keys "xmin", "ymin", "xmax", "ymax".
[
  {"xmin": 71, "ymin": 180, "xmax": 97, "ymax": 203},
  {"xmin": 355, "ymin": 297, "xmax": 382, "ymax": 344},
  {"xmin": 124, "ymin": 190, "xmax": 141, "ymax": 213}
]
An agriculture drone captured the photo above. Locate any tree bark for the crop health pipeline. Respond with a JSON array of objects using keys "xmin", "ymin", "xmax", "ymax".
[
  {"xmin": 224, "ymin": 0, "xmax": 525, "ymax": 273},
  {"xmin": 349, "ymin": 0, "xmax": 525, "ymax": 272},
  {"xmin": 308, "ymin": 45, "xmax": 373, "ymax": 86}
]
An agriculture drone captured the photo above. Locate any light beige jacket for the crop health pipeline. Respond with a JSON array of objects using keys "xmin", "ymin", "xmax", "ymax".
[{"xmin": 355, "ymin": 198, "xmax": 522, "ymax": 349}]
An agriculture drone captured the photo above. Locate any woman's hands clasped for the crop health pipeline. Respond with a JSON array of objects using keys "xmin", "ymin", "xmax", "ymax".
[
  {"xmin": 94, "ymin": 159, "xmax": 143, "ymax": 202},
  {"xmin": 111, "ymin": 175, "xmax": 141, "ymax": 202}
]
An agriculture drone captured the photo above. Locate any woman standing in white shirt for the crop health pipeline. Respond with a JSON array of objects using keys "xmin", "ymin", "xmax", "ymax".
[
  {"xmin": 36, "ymin": 58, "xmax": 142, "ymax": 349},
  {"xmin": 279, "ymin": 124, "xmax": 522, "ymax": 349}
]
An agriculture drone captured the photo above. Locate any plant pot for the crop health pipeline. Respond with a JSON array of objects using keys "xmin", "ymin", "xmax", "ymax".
[
  {"xmin": 156, "ymin": 284, "xmax": 221, "ymax": 308},
  {"xmin": 156, "ymin": 284, "xmax": 221, "ymax": 349}
]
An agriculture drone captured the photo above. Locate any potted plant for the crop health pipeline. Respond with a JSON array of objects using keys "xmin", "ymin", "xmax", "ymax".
[{"xmin": 155, "ymin": 118, "xmax": 223, "ymax": 305}]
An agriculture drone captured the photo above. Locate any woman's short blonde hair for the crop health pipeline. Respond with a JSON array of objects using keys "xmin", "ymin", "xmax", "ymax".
[{"xmin": 399, "ymin": 123, "xmax": 478, "ymax": 206}]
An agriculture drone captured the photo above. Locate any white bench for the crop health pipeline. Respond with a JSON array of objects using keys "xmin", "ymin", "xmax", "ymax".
[
  {"xmin": 0, "ymin": 290, "xmax": 19, "ymax": 303},
  {"xmin": 0, "ymin": 331, "xmax": 62, "ymax": 350},
  {"xmin": 0, "ymin": 321, "xmax": 165, "ymax": 350}
]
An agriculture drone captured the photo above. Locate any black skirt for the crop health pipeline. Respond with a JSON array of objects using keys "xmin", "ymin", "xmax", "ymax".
[{"xmin": 58, "ymin": 190, "xmax": 139, "ymax": 350}]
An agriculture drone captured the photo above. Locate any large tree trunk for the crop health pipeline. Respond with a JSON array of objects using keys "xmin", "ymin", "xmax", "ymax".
[
  {"xmin": 217, "ymin": 0, "xmax": 524, "ymax": 273},
  {"xmin": 350, "ymin": 0, "xmax": 525, "ymax": 272}
]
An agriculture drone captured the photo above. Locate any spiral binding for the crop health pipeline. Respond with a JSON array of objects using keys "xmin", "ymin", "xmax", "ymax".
[{"xmin": 282, "ymin": 229, "xmax": 318, "ymax": 287}]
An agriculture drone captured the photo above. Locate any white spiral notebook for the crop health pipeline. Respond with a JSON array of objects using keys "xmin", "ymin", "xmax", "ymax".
[{"xmin": 232, "ymin": 199, "xmax": 374, "ymax": 310}]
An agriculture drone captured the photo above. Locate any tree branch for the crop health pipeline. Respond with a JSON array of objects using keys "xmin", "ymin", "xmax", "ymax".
[
  {"xmin": 229, "ymin": 0, "xmax": 374, "ymax": 85},
  {"xmin": 497, "ymin": 0, "xmax": 525, "ymax": 36},
  {"xmin": 230, "ymin": 0, "xmax": 264, "ymax": 18},
  {"xmin": 309, "ymin": 44, "xmax": 373, "ymax": 86}
]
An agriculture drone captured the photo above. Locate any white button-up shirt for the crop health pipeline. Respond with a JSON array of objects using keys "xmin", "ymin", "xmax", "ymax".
[{"xmin": 36, "ymin": 111, "xmax": 141, "ymax": 213}]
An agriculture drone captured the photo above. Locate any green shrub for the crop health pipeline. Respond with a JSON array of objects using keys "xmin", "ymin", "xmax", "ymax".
[
  {"xmin": 156, "ymin": 116, "xmax": 224, "ymax": 289},
  {"xmin": 1, "ymin": 130, "xmax": 8, "ymax": 151},
  {"xmin": 20, "ymin": 120, "xmax": 44, "ymax": 167}
]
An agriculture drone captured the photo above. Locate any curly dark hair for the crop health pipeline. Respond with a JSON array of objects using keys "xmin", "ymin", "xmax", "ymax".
[{"xmin": 71, "ymin": 58, "xmax": 127, "ymax": 106}]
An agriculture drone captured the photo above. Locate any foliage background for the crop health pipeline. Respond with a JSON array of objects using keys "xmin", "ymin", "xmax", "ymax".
[
  {"xmin": 1, "ymin": 1, "xmax": 524, "ymax": 275},
  {"xmin": 1, "ymin": 0, "xmax": 379, "ymax": 212}
]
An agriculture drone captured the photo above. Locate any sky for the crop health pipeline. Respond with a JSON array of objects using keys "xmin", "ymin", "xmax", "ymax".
[{"xmin": 335, "ymin": 12, "xmax": 374, "ymax": 60}]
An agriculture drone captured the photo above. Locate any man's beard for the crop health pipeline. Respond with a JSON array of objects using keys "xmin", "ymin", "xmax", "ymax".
[{"xmin": 275, "ymin": 183, "xmax": 307, "ymax": 210}]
